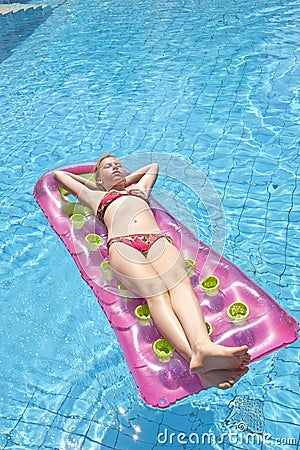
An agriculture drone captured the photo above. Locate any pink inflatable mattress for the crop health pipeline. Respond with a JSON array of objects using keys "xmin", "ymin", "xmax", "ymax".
[{"xmin": 34, "ymin": 163, "xmax": 299, "ymax": 408}]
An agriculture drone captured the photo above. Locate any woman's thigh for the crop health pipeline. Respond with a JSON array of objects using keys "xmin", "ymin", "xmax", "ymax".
[
  {"xmin": 147, "ymin": 238, "xmax": 188, "ymax": 291},
  {"xmin": 108, "ymin": 242, "xmax": 168, "ymax": 298}
]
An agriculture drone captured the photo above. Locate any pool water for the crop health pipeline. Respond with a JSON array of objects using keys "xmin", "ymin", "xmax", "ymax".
[{"xmin": 0, "ymin": 0, "xmax": 299, "ymax": 448}]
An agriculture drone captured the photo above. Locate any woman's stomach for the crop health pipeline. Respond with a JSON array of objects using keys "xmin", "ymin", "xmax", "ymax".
[{"xmin": 105, "ymin": 200, "xmax": 161, "ymax": 238}]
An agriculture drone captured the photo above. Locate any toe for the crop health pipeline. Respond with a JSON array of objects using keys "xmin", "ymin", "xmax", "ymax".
[{"xmin": 234, "ymin": 345, "xmax": 249, "ymax": 356}]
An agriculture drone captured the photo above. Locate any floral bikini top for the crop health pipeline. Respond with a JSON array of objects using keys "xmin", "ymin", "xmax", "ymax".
[{"xmin": 96, "ymin": 189, "xmax": 150, "ymax": 222}]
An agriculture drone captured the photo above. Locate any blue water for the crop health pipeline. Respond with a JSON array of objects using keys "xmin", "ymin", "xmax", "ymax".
[{"xmin": 0, "ymin": 0, "xmax": 299, "ymax": 448}]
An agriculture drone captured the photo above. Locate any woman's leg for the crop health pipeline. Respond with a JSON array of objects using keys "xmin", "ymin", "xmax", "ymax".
[
  {"xmin": 167, "ymin": 278, "xmax": 250, "ymax": 373},
  {"xmin": 108, "ymin": 242, "xmax": 193, "ymax": 361},
  {"xmin": 145, "ymin": 286, "xmax": 249, "ymax": 390},
  {"xmin": 109, "ymin": 240, "xmax": 250, "ymax": 389},
  {"xmin": 147, "ymin": 239, "xmax": 250, "ymax": 373}
]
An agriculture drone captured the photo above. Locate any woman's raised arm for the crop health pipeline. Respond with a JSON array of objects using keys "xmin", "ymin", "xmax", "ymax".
[
  {"xmin": 53, "ymin": 170, "xmax": 102, "ymax": 212},
  {"xmin": 125, "ymin": 163, "xmax": 159, "ymax": 193},
  {"xmin": 53, "ymin": 170, "xmax": 97, "ymax": 193}
]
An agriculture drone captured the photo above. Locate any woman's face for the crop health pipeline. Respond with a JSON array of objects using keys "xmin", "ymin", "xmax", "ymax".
[{"xmin": 97, "ymin": 157, "xmax": 125, "ymax": 189}]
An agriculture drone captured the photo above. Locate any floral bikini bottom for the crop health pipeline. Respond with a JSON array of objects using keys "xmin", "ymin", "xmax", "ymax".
[{"xmin": 107, "ymin": 233, "xmax": 168, "ymax": 258}]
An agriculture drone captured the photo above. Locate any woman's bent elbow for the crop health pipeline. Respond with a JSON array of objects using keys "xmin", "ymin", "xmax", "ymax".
[{"xmin": 53, "ymin": 170, "xmax": 66, "ymax": 182}]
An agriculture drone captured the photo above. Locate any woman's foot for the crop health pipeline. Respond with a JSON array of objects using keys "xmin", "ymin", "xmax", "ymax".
[
  {"xmin": 199, "ymin": 366, "xmax": 249, "ymax": 390},
  {"xmin": 190, "ymin": 342, "xmax": 250, "ymax": 374}
]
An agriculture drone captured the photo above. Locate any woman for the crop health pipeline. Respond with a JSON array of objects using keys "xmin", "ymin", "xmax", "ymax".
[{"xmin": 54, "ymin": 154, "xmax": 250, "ymax": 389}]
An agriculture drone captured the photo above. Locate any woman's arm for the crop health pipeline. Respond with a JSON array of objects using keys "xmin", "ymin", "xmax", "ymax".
[
  {"xmin": 53, "ymin": 171, "xmax": 98, "ymax": 192},
  {"xmin": 125, "ymin": 163, "xmax": 159, "ymax": 192},
  {"xmin": 53, "ymin": 170, "xmax": 98, "ymax": 195},
  {"xmin": 53, "ymin": 170, "xmax": 103, "ymax": 213}
]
